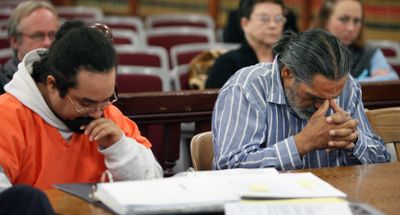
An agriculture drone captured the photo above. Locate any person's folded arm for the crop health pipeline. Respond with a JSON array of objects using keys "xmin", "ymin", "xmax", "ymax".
[
  {"xmin": 339, "ymin": 83, "xmax": 390, "ymax": 164},
  {"xmin": 100, "ymin": 134, "xmax": 163, "ymax": 181},
  {"xmin": 358, "ymin": 49, "xmax": 399, "ymax": 82}
]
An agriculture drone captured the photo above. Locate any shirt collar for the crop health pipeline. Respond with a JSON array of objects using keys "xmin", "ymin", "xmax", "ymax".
[{"xmin": 266, "ymin": 57, "xmax": 287, "ymax": 105}]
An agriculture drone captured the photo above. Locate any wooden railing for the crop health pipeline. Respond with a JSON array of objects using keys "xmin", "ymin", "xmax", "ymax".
[
  {"xmin": 115, "ymin": 89, "xmax": 218, "ymax": 176},
  {"xmin": 361, "ymin": 80, "xmax": 400, "ymax": 109},
  {"xmin": 115, "ymin": 81, "xmax": 400, "ymax": 175}
]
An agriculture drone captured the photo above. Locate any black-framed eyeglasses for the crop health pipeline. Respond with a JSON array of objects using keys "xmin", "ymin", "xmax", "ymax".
[
  {"xmin": 67, "ymin": 92, "xmax": 118, "ymax": 113},
  {"xmin": 252, "ymin": 14, "xmax": 287, "ymax": 24},
  {"xmin": 20, "ymin": 31, "xmax": 56, "ymax": 42}
]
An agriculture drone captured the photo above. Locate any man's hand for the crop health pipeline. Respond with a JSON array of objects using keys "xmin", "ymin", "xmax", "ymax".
[
  {"xmin": 295, "ymin": 100, "xmax": 337, "ymax": 156},
  {"xmin": 83, "ymin": 118, "xmax": 122, "ymax": 148},
  {"xmin": 326, "ymin": 99, "xmax": 358, "ymax": 151}
]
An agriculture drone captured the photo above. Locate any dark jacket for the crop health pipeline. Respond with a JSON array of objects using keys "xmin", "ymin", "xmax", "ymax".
[
  {"xmin": 0, "ymin": 70, "xmax": 7, "ymax": 94},
  {"xmin": 0, "ymin": 55, "xmax": 19, "ymax": 95},
  {"xmin": 205, "ymin": 42, "xmax": 258, "ymax": 89}
]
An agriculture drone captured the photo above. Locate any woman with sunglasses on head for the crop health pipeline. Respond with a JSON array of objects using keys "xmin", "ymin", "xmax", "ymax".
[{"xmin": 312, "ymin": 0, "xmax": 398, "ymax": 82}]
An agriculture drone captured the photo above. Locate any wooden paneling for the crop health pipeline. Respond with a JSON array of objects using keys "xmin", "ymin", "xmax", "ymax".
[
  {"xmin": 115, "ymin": 89, "xmax": 218, "ymax": 176},
  {"xmin": 361, "ymin": 80, "xmax": 400, "ymax": 109}
]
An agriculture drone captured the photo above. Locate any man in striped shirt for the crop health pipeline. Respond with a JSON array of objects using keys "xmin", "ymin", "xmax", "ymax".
[{"xmin": 212, "ymin": 29, "xmax": 390, "ymax": 170}]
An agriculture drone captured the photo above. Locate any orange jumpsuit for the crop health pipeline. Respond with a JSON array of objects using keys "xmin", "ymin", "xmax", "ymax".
[{"xmin": 0, "ymin": 93, "xmax": 151, "ymax": 189}]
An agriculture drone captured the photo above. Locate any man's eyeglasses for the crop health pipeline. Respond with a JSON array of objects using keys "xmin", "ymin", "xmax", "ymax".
[
  {"xmin": 20, "ymin": 31, "xmax": 56, "ymax": 42},
  {"xmin": 252, "ymin": 14, "xmax": 287, "ymax": 24},
  {"xmin": 67, "ymin": 92, "xmax": 118, "ymax": 113}
]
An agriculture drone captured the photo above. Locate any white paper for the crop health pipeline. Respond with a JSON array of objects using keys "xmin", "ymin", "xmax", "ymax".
[
  {"xmin": 174, "ymin": 167, "xmax": 279, "ymax": 177},
  {"xmin": 0, "ymin": 166, "xmax": 11, "ymax": 193},
  {"xmin": 225, "ymin": 198, "xmax": 353, "ymax": 215},
  {"xmin": 94, "ymin": 171, "xmax": 346, "ymax": 214},
  {"xmin": 226, "ymin": 172, "xmax": 346, "ymax": 199},
  {"xmin": 94, "ymin": 176, "xmax": 239, "ymax": 214}
]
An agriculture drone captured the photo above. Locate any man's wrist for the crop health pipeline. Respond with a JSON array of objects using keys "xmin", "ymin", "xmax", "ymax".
[{"xmin": 294, "ymin": 133, "xmax": 309, "ymax": 157}]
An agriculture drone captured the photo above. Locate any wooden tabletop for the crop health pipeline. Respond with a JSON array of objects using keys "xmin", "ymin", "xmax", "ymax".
[
  {"xmin": 293, "ymin": 162, "xmax": 400, "ymax": 215},
  {"xmin": 45, "ymin": 162, "xmax": 400, "ymax": 215}
]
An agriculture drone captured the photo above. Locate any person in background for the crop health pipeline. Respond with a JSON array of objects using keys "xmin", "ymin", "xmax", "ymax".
[
  {"xmin": 223, "ymin": 1, "xmax": 298, "ymax": 43},
  {"xmin": 206, "ymin": 0, "xmax": 286, "ymax": 89},
  {"xmin": 0, "ymin": 184, "xmax": 55, "ymax": 215},
  {"xmin": 0, "ymin": 72, "xmax": 6, "ymax": 94},
  {"xmin": 0, "ymin": 1, "xmax": 59, "ymax": 93},
  {"xmin": 212, "ymin": 29, "xmax": 389, "ymax": 170},
  {"xmin": 312, "ymin": 0, "xmax": 398, "ymax": 82},
  {"xmin": 0, "ymin": 20, "xmax": 163, "ymax": 189}
]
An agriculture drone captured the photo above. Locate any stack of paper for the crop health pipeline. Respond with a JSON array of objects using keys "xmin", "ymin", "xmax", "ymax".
[
  {"xmin": 225, "ymin": 198, "xmax": 353, "ymax": 215},
  {"xmin": 93, "ymin": 170, "xmax": 347, "ymax": 215},
  {"xmin": 94, "ymin": 176, "xmax": 239, "ymax": 214}
]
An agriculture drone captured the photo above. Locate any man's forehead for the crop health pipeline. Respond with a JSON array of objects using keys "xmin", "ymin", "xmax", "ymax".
[
  {"xmin": 303, "ymin": 74, "xmax": 348, "ymax": 99},
  {"xmin": 73, "ymin": 68, "xmax": 116, "ymax": 94}
]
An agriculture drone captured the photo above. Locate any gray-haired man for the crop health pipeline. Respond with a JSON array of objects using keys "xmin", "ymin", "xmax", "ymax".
[
  {"xmin": 212, "ymin": 29, "xmax": 390, "ymax": 170},
  {"xmin": 1, "ymin": 1, "xmax": 58, "ymax": 85}
]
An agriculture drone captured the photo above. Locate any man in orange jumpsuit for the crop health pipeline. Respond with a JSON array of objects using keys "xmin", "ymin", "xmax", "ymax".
[{"xmin": 0, "ymin": 21, "xmax": 163, "ymax": 189}]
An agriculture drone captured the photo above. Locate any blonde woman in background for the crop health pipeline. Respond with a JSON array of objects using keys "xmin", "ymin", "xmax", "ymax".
[{"xmin": 312, "ymin": 0, "xmax": 398, "ymax": 82}]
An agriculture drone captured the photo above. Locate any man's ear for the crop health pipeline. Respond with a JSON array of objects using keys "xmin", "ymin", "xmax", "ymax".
[
  {"xmin": 46, "ymin": 76, "xmax": 58, "ymax": 94},
  {"xmin": 9, "ymin": 37, "xmax": 18, "ymax": 49},
  {"xmin": 281, "ymin": 66, "xmax": 294, "ymax": 80},
  {"xmin": 240, "ymin": 17, "xmax": 249, "ymax": 32}
]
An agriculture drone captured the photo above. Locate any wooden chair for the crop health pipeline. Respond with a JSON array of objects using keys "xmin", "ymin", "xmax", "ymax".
[
  {"xmin": 112, "ymin": 30, "xmax": 141, "ymax": 46},
  {"xmin": 115, "ymin": 45, "xmax": 169, "ymax": 70},
  {"xmin": 190, "ymin": 131, "xmax": 213, "ymax": 171},
  {"xmin": 144, "ymin": 27, "xmax": 215, "ymax": 69},
  {"xmin": 170, "ymin": 42, "xmax": 239, "ymax": 68},
  {"xmin": 117, "ymin": 66, "xmax": 171, "ymax": 93},
  {"xmin": 0, "ymin": 48, "xmax": 12, "ymax": 65},
  {"xmin": 0, "ymin": 32, "xmax": 9, "ymax": 50},
  {"xmin": 99, "ymin": 16, "xmax": 145, "ymax": 39},
  {"xmin": 366, "ymin": 107, "xmax": 400, "ymax": 161},
  {"xmin": 145, "ymin": 14, "xmax": 215, "ymax": 29},
  {"xmin": 171, "ymin": 64, "xmax": 189, "ymax": 90},
  {"xmin": 0, "ymin": 8, "xmax": 13, "ymax": 22},
  {"xmin": 56, "ymin": 6, "xmax": 103, "ymax": 21}
]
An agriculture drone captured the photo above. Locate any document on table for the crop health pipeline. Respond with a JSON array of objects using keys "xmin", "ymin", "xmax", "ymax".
[
  {"xmin": 228, "ymin": 172, "xmax": 346, "ymax": 199},
  {"xmin": 174, "ymin": 167, "xmax": 279, "ymax": 177},
  {"xmin": 93, "ymin": 176, "xmax": 239, "ymax": 215},
  {"xmin": 225, "ymin": 198, "xmax": 353, "ymax": 215},
  {"xmin": 91, "ymin": 170, "xmax": 347, "ymax": 215}
]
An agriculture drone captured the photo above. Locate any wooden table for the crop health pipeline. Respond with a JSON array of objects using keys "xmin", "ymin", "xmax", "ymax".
[
  {"xmin": 293, "ymin": 162, "xmax": 400, "ymax": 215},
  {"xmin": 45, "ymin": 162, "xmax": 400, "ymax": 215}
]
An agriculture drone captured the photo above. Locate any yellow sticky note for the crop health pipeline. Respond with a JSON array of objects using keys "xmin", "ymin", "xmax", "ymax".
[
  {"xmin": 249, "ymin": 184, "xmax": 269, "ymax": 192},
  {"xmin": 297, "ymin": 179, "xmax": 314, "ymax": 188}
]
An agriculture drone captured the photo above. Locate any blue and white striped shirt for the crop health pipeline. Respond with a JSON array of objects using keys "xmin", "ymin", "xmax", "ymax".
[{"xmin": 212, "ymin": 60, "xmax": 390, "ymax": 170}]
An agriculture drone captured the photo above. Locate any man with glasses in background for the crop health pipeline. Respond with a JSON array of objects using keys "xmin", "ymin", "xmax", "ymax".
[
  {"xmin": 0, "ymin": 20, "xmax": 163, "ymax": 189},
  {"xmin": 206, "ymin": 0, "xmax": 286, "ymax": 89},
  {"xmin": 0, "ymin": 1, "xmax": 59, "ymax": 94}
]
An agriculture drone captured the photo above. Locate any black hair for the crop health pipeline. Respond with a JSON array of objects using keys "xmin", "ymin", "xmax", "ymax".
[
  {"xmin": 238, "ymin": 0, "xmax": 284, "ymax": 19},
  {"xmin": 272, "ymin": 29, "xmax": 351, "ymax": 84},
  {"xmin": 32, "ymin": 20, "xmax": 117, "ymax": 97}
]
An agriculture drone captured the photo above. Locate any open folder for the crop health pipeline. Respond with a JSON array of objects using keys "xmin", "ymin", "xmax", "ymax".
[{"xmin": 85, "ymin": 170, "xmax": 346, "ymax": 215}]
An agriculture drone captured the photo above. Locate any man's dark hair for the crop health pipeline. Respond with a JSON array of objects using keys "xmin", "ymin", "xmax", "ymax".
[
  {"xmin": 238, "ymin": 0, "xmax": 284, "ymax": 19},
  {"xmin": 273, "ymin": 29, "xmax": 350, "ymax": 84},
  {"xmin": 32, "ymin": 20, "xmax": 117, "ymax": 97}
]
